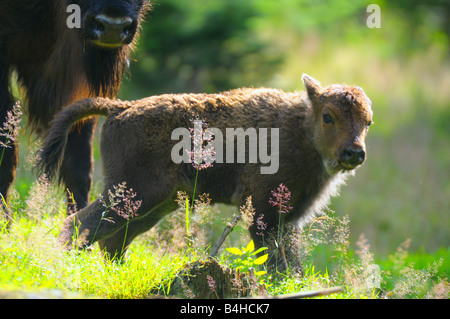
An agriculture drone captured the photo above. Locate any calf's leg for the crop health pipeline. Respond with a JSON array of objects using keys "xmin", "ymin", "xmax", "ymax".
[
  {"xmin": 98, "ymin": 198, "xmax": 178, "ymax": 260},
  {"xmin": 59, "ymin": 178, "xmax": 177, "ymax": 252},
  {"xmin": 58, "ymin": 198, "xmax": 121, "ymax": 250}
]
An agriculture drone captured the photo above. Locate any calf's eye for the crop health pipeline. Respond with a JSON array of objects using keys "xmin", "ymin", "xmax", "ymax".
[{"xmin": 323, "ymin": 114, "xmax": 334, "ymax": 124}]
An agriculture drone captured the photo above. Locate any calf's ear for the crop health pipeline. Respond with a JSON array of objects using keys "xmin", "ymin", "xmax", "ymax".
[{"xmin": 302, "ymin": 74, "xmax": 322, "ymax": 100}]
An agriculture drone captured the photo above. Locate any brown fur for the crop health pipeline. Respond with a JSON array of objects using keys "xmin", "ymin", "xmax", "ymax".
[
  {"xmin": 0, "ymin": 0, "xmax": 150, "ymax": 215},
  {"xmin": 38, "ymin": 74, "xmax": 373, "ymax": 269}
]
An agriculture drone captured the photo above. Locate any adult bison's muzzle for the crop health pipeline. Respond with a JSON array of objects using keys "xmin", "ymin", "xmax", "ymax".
[{"xmin": 83, "ymin": 4, "xmax": 139, "ymax": 48}]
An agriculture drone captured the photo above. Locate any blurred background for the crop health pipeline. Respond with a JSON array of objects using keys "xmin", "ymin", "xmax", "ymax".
[{"xmin": 15, "ymin": 0, "xmax": 450, "ymax": 258}]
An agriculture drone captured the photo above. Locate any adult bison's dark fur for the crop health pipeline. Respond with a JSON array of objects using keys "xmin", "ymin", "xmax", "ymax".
[
  {"xmin": 38, "ymin": 74, "xmax": 373, "ymax": 270},
  {"xmin": 0, "ymin": 0, "xmax": 150, "ymax": 218}
]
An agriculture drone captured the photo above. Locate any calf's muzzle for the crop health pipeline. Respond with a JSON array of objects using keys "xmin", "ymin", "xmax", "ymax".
[{"xmin": 339, "ymin": 145, "xmax": 366, "ymax": 169}]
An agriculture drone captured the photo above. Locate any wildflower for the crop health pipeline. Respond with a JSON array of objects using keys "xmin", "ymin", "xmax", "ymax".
[
  {"xmin": 255, "ymin": 213, "xmax": 267, "ymax": 237},
  {"xmin": 187, "ymin": 119, "xmax": 216, "ymax": 170},
  {"xmin": 333, "ymin": 214, "xmax": 351, "ymax": 255},
  {"xmin": 25, "ymin": 174, "xmax": 57, "ymax": 220},
  {"xmin": 207, "ymin": 275, "xmax": 216, "ymax": 292},
  {"xmin": 231, "ymin": 276, "xmax": 244, "ymax": 295},
  {"xmin": 268, "ymin": 183, "xmax": 293, "ymax": 214},
  {"xmin": 0, "ymin": 101, "xmax": 22, "ymax": 149},
  {"xmin": 175, "ymin": 191, "xmax": 189, "ymax": 208},
  {"xmin": 426, "ymin": 281, "xmax": 450, "ymax": 299},
  {"xmin": 193, "ymin": 193, "xmax": 214, "ymax": 225},
  {"xmin": 240, "ymin": 196, "xmax": 255, "ymax": 228},
  {"xmin": 105, "ymin": 182, "xmax": 141, "ymax": 220},
  {"xmin": 268, "ymin": 183, "xmax": 293, "ymax": 262},
  {"xmin": 180, "ymin": 280, "xmax": 196, "ymax": 299}
]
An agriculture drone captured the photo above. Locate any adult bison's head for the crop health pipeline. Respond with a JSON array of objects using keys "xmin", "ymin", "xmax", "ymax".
[
  {"xmin": 59, "ymin": 1, "xmax": 150, "ymax": 98},
  {"xmin": 71, "ymin": 0, "xmax": 150, "ymax": 49}
]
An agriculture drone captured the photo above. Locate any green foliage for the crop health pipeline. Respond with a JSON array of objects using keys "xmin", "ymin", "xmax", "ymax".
[
  {"xmin": 0, "ymin": 190, "xmax": 448, "ymax": 299},
  {"xmin": 225, "ymin": 240, "xmax": 268, "ymax": 276},
  {"xmin": 0, "ymin": 210, "xmax": 191, "ymax": 298},
  {"xmin": 123, "ymin": 0, "xmax": 282, "ymax": 97}
]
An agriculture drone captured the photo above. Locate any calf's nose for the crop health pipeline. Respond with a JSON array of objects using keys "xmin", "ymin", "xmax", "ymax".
[{"xmin": 340, "ymin": 147, "xmax": 365, "ymax": 168}]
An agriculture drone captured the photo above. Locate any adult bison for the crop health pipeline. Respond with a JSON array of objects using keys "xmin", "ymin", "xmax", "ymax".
[{"xmin": 0, "ymin": 0, "xmax": 150, "ymax": 218}]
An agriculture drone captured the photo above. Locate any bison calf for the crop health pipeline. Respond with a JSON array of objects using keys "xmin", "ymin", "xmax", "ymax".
[{"xmin": 38, "ymin": 74, "xmax": 373, "ymax": 269}]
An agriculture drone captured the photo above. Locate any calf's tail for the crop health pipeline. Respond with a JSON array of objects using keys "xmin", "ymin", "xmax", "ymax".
[{"xmin": 36, "ymin": 97, "xmax": 129, "ymax": 182}]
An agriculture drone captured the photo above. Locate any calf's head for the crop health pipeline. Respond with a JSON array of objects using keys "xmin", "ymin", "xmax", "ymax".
[
  {"xmin": 74, "ymin": 0, "xmax": 149, "ymax": 49},
  {"xmin": 302, "ymin": 74, "xmax": 373, "ymax": 175}
]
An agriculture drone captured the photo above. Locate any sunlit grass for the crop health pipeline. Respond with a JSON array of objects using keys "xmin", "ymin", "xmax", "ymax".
[
  {"xmin": 0, "ymin": 211, "xmax": 194, "ymax": 298},
  {"xmin": 0, "ymin": 188, "xmax": 447, "ymax": 299}
]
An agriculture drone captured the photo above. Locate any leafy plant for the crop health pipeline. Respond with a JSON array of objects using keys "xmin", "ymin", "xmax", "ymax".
[{"xmin": 226, "ymin": 240, "xmax": 268, "ymax": 276}]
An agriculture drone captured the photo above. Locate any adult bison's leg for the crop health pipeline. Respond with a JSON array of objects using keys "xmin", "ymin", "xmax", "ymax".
[
  {"xmin": 0, "ymin": 54, "xmax": 18, "ymax": 223},
  {"xmin": 59, "ymin": 117, "xmax": 98, "ymax": 214}
]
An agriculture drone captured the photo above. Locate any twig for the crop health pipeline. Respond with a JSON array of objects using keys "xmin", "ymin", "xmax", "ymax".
[
  {"xmin": 210, "ymin": 214, "xmax": 241, "ymax": 257},
  {"xmin": 247, "ymin": 286, "xmax": 344, "ymax": 299}
]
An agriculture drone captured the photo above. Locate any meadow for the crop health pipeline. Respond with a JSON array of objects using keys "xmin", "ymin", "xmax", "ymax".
[
  {"xmin": 1, "ymin": 0, "xmax": 448, "ymax": 299},
  {"xmin": 0, "ymin": 172, "xmax": 448, "ymax": 299}
]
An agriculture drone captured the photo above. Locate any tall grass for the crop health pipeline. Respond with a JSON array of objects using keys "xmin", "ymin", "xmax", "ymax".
[
  {"xmin": 0, "ymin": 179, "xmax": 447, "ymax": 299},
  {"xmin": 0, "ymin": 208, "xmax": 192, "ymax": 298}
]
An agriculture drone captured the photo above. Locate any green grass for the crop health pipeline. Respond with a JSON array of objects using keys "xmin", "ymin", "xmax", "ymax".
[
  {"xmin": 0, "ymin": 185, "xmax": 447, "ymax": 299},
  {"xmin": 0, "ymin": 212, "xmax": 192, "ymax": 298}
]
